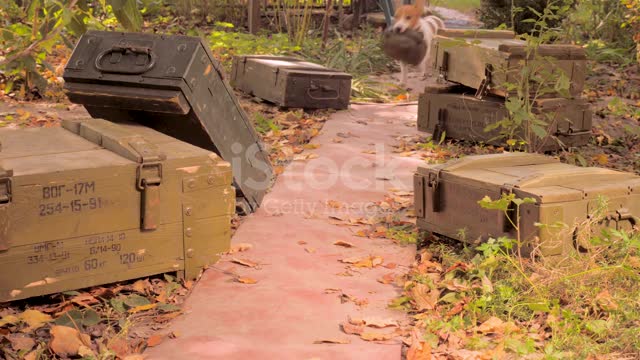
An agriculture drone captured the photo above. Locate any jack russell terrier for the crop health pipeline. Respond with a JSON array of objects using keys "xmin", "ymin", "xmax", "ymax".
[{"xmin": 392, "ymin": 0, "xmax": 445, "ymax": 86}]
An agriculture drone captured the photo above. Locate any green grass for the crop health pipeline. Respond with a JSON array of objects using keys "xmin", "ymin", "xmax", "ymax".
[{"xmin": 431, "ymin": 0, "xmax": 480, "ymax": 13}]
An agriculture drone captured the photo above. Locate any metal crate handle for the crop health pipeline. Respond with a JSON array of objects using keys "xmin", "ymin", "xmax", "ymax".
[
  {"xmin": 95, "ymin": 44, "xmax": 157, "ymax": 75},
  {"xmin": 307, "ymin": 82, "xmax": 340, "ymax": 100}
]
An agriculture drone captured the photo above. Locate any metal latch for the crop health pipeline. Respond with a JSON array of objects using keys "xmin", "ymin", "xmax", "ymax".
[
  {"xmin": 500, "ymin": 186, "xmax": 516, "ymax": 232},
  {"xmin": 0, "ymin": 168, "xmax": 13, "ymax": 205},
  {"xmin": 615, "ymin": 208, "xmax": 637, "ymax": 230},
  {"xmin": 475, "ymin": 64, "xmax": 493, "ymax": 99},
  {"xmin": 427, "ymin": 170, "xmax": 441, "ymax": 213},
  {"xmin": 433, "ymin": 108, "xmax": 448, "ymax": 142},
  {"xmin": 437, "ymin": 50, "xmax": 449, "ymax": 84},
  {"xmin": 136, "ymin": 162, "xmax": 163, "ymax": 231}
]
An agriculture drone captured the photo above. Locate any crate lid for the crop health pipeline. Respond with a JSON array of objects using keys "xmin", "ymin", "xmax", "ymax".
[
  {"xmin": 419, "ymin": 153, "xmax": 640, "ymax": 203},
  {"xmin": 436, "ymin": 29, "xmax": 586, "ymax": 60},
  {"xmin": 247, "ymin": 56, "xmax": 352, "ymax": 78},
  {"xmin": 0, "ymin": 119, "xmax": 230, "ymax": 178}
]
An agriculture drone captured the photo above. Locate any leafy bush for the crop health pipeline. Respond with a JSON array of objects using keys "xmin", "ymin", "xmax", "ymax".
[
  {"xmin": 478, "ymin": 0, "xmax": 571, "ymax": 34},
  {"xmin": 0, "ymin": 0, "xmax": 143, "ymax": 98},
  {"xmin": 563, "ymin": 0, "xmax": 636, "ymax": 63}
]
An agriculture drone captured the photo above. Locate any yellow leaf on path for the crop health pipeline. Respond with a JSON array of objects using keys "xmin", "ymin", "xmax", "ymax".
[
  {"xmin": 147, "ymin": 334, "xmax": 165, "ymax": 347},
  {"xmin": 305, "ymin": 247, "xmax": 317, "ymax": 253},
  {"xmin": 226, "ymin": 243, "xmax": 253, "ymax": 254},
  {"xmin": 333, "ymin": 240, "xmax": 355, "ymax": 248},
  {"xmin": 237, "ymin": 277, "xmax": 258, "ymax": 284},
  {"xmin": 129, "ymin": 303, "xmax": 157, "ymax": 314},
  {"xmin": 360, "ymin": 331, "xmax": 394, "ymax": 341},
  {"xmin": 21, "ymin": 309, "xmax": 53, "ymax": 331},
  {"xmin": 378, "ymin": 273, "xmax": 396, "ymax": 285},
  {"xmin": 395, "ymin": 93, "xmax": 408, "ymax": 101},
  {"xmin": 341, "ymin": 321, "xmax": 364, "ymax": 335},
  {"xmin": 231, "ymin": 258, "xmax": 259, "ymax": 268},
  {"xmin": 297, "ymin": 240, "xmax": 308, "ymax": 245},
  {"xmin": 361, "ymin": 149, "xmax": 377, "ymax": 154},
  {"xmin": 313, "ymin": 338, "xmax": 351, "ymax": 344},
  {"xmin": 49, "ymin": 325, "xmax": 92, "ymax": 357},
  {"xmin": 361, "ymin": 317, "xmax": 398, "ymax": 328},
  {"xmin": 326, "ymin": 200, "xmax": 344, "ymax": 208}
]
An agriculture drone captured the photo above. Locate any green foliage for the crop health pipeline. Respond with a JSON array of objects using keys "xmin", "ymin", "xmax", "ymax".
[
  {"xmin": 208, "ymin": 22, "xmax": 302, "ymax": 73},
  {"xmin": 424, "ymin": 192, "xmax": 640, "ymax": 357},
  {"xmin": 484, "ymin": 1, "xmax": 577, "ymax": 152},
  {"xmin": 0, "ymin": 0, "xmax": 143, "ymax": 97},
  {"xmin": 479, "ymin": 0, "xmax": 571, "ymax": 34},
  {"xmin": 253, "ymin": 113, "xmax": 280, "ymax": 135},
  {"xmin": 386, "ymin": 225, "xmax": 418, "ymax": 245}
]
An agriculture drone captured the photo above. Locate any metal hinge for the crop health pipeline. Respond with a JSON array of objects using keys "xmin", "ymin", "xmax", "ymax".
[
  {"xmin": 0, "ymin": 168, "xmax": 13, "ymax": 205},
  {"xmin": 475, "ymin": 64, "xmax": 493, "ymax": 99},
  {"xmin": 427, "ymin": 170, "xmax": 441, "ymax": 213}
]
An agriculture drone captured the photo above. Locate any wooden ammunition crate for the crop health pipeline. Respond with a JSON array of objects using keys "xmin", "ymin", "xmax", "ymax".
[
  {"xmin": 414, "ymin": 153, "xmax": 640, "ymax": 257},
  {"xmin": 0, "ymin": 119, "xmax": 234, "ymax": 302},
  {"xmin": 431, "ymin": 29, "xmax": 587, "ymax": 98},
  {"xmin": 417, "ymin": 85, "xmax": 592, "ymax": 152},
  {"xmin": 231, "ymin": 55, "xmax": 352, "ymax": 109},
  {"xmin": 63, "ymin": 31, "xmax": 272, "ymax": 214}
]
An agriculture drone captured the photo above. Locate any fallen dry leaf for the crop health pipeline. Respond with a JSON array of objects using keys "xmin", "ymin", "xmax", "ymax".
[
  {"xmin": 146, "ymin": 334, "xmax": 165, "ymax": 347},
  {"xmin": 123, "ymin": 356, "xmax": 147, "ymax": 360},
  {"xmin": 333, "ymin": 240, "xmax": 355, "ymax": 248},
  {"xmin": 360, "ymin": 331, "xmax": 394, "ymax": 341},
  {"xmin": 411, "ymin": 283, "xmax": 440, "ymax": 311},
  {"xmin": 226, "ymin": 243, "xmax": 253, "ymax": 254},
  {"xmin": 305, "ymin": 247, "xmax": 317, "ymax": 254},
  {"xmin": 340, "ymin": 256, "xmax": 361, "ymax": 264},
  {"xmin": 297, "ymin": 240, "xmax": 308, "ymax": 245},
  {"xmin": 476, "ymin": 316, "xmax": 506, "ymax": 335},
  {"xmin": 21, "ymin": 309, "xmax": 53, "ymax": 331},
  {"xmin": 384, "ymin": 263, "xmax": 398, "ymax": 269},
  {"xmin": 378, "ymin": 273, "xmax": 397, "ymax": 285},
  {"xmin": 361, "ymin": 149, "xmax": 377, "ymax": 154},
  {"xmin": 129, "ymin": 303, "xmax": 157, "ymax": 314},
  {"xmin": 325, "ymin": 288, "xmax": 342, "ymax": 294},
  {"xmin": 237, "ymin": 277, "xmax": 258, "ymax": 284},
  {"xmin": 132, "ymin": 279, "xmax": 151, "ymax": 295},
  {"xmin": 231, "ymin": 258, "xmax": 260, "ymax": 268},
  {"xmin": 341, "ymin": 321, "xmax": 364, "ymax": 335},
  {"xmin": 49, "ymin": 325, "xmax": 92, "ymax": 357},
  {"xmin": 406, "ymin": 329, "xmax": 432, "ymax": 360},
  {"xmin": 326, "ymin": 200, "xmax": 344, "ymax": 208},
  {"xmin": 361, "ymin": 317, "xmax": 398, "ymax": 328},
  {"xmin": 313, "ymin": 338, "xmax": 351, "ymax": 344},
  {"xmin": 7, "ymin": 334, "xmax": 36, "ymax": 352}
]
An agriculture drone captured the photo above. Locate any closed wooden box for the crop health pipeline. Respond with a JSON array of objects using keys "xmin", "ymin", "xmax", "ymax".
[
  {"xmin": 0, "ymin": 119, "xmax": 234, "ymax": 302},
  {"xmin": 431, "ymin": 29, "xmax": 587, "ymax": 98},
  {"xmin": 415, "ymin": 153, "xmax": 640, "ymax": 257},
  {"xmin": 231, "ymin": 55, "xmax": 352, "ymax": 110}
]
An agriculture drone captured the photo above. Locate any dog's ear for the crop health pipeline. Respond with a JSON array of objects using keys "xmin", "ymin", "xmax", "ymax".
[{"xmin": 414, "ymin": 0, "xmax": 426, "ymax": 15}]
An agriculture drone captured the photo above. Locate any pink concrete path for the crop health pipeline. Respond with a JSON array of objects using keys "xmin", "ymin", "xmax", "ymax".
[{"xmin": 145, "ymin": 103, "xmax": 425, "ymax": 360}]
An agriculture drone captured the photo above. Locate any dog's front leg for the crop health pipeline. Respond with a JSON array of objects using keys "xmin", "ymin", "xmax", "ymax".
[
  {"xmin": 421, "ymin": 45, "xmax": 432, "ymax": 79},
  {"xmin": 400, "ymin": 62, "xmax": 408, "ymax": 87}
]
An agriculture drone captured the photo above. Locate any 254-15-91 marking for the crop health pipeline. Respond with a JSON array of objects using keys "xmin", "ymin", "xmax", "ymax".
[{"xmin": 39, "ymin": 197, "xmax": 104, "ymax": 217}]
